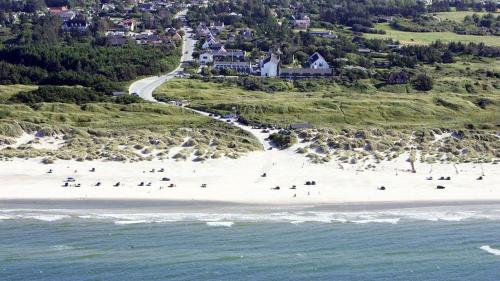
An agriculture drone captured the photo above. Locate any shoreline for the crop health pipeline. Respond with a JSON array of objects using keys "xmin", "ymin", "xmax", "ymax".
[
  {"xmin": 1, "ymin": 153, "xmax": 498, "ymax": 205},
  {"xmin": 2, "ymin": 198, "xmax": 500, "ymax": 209}
]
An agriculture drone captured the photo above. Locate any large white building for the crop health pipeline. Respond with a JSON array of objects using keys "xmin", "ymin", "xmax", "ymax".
[{"xmin": 260, "ymin": 53, "xmax": 280, "ymax": 77}]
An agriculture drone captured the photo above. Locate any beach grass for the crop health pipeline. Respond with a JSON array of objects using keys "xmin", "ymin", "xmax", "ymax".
[
  {"xmin": 0, "ymin": 102, "xmax": 262, "ymax": 161},
  {"xmin": 364, "ymin": 23, "xmax": 500, "ymax": 46},
  {"xmin": 153, "ymin": 74, "xmax": 499, "ymax": 130},
  {"xmin": 0, "ymin": 85, "xmax": 38, "ymax": 103}
]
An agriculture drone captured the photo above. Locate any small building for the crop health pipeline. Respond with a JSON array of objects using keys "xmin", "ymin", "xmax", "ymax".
[
  {"xmin": 210, "ymin": 21, "xmax": 225, "ymax": 31},
  {"xmin": 119, "ymin": 19, "xmax": 136, "ymax": 32},
  {"xmin": 309, "ymin": 31, "xmax": 337, "ymax": 39},
  {"xmin": 292, "ymin": 14, "xmax": 310, "ymax": 30},
  {"xmin": 213, "ymin": 49, "xmax": 245, "ymax": 62},
  {"xmin": 239, "ymin": 28, "xmax": 253, "ymax": 37},
  {"xmin": 199, "ymin": 52, "xmax": 214, "ymax": 64},
  {"xmin": 307, "ymin": 52, "xmax": 330, "ymax": 69},
  {"xmin": 373, "ymin": 60, "xmax": 392, "ymax": 68},
  {"xmin": 357, "ymin": 47, "xmax": 371, "ymax": 54},
  {"xmin": 62, "ymin": 19, "xmax": 89, "ymax": 32},
  {"xmin": 214, "ymin": 61, "xmax": 253, "ymax": 74}
]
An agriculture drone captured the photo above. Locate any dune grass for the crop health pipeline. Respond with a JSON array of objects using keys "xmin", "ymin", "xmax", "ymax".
[
  {"xmin": 154, "ymin": 76, "xmax": 499, "ymax": 130},
  {"xmin": 0, "ymin": 102, "xmax": 262, "ymax": 161},
  {"xmin": 0, "ymin": 85, "xmax": 38, "ymax": 103},
  {"xmin": 365, "ymin": 23, "xmax": 500, "ymax": 46}
]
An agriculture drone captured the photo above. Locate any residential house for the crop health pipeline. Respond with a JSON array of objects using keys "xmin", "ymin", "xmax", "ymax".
[
  {"xmin": 309, "ymin": 31, "xmax": 337, "ymax": 39},
  {"xmin": 201, "ymin": 37, "xmax": 217, "ymax": 49},
  {"xmin": 165, "ymin": 28, "xmax": 182, "ymax": 41},
  {"xmin": 357, "ymin": 47, "xmax": 371, "ymax": 54},
  {"xmin": 196, "ymin": 23, "xmax": 212, "ymax": 37},
  {"xmin": 213, "ymin": 49, "xmax": 245, "ymax": 62},
  {"xmin": 62, "ymin": 19, "xmax": 89, "ymax": 32},
  {"xmin": 199, "ymin": 52, "xmax": 214, "ymax": 64},
  {"xmin": 307, "ymin": 52, "xmax": 329, "ymax": 69},
  {"xmin": 239, "ymin": 28, "xmax": 253, "ymax": 38},
  {"xmin": 210, "ymin": 21, "xmax": 225, "ymax": 31},
  {"xmin": 120, "ymin": 19, "xmax": 137, "ymax": 32},
  {"xmin": 101, "ymin": 4, "xmax": 116, "ymax": 12},
  {"xmin": 373, "ymin": 60, "xmax": 392, "ymax": 68},
  {"xmin": 208, "ymin": 43, "xmax": 226, "ymax": 52},
  {"xmin": 214, "ymin": 61, "xmax": 253, "ymax": 74},
  {"xmin": 292, "ymin": 14, "xmax": 310, "ymax": 30},
  {"xmin": 137, "ymin": 3, "xmax": 156, "ymax": 12},
  {"xmin": 200, "ymin": 49, "xmax": 245, "ymax": 64}
]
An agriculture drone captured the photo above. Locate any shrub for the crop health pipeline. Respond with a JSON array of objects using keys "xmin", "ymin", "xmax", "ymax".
[
  {"xmin": 269, "ymin": 130, "xmax": 297, "ymax": 149},
  {"xmin": 412, "ymin": 74, "xmax": 433, "ymax": 91}
]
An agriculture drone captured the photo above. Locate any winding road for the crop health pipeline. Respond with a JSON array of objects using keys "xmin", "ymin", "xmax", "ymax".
[
  {"xmin": 128, "ymin": 9, "xmax": 196, "ymax": 101},
  {"xmin": 127, "ymin": 9, "xmax": 271, "ymax": 150}
]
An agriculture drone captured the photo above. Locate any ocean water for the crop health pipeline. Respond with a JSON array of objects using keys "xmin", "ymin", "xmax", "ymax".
[{"xmin": 1, "ymin": 201, "xmax": 500, "ymax": 280}]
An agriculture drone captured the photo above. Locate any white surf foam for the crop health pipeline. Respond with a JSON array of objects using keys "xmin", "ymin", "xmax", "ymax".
[
  {"xmin": 352, "ymin": 218, "xmax": 400, "ymax": 224},
  {"xmin": 114, "ymin": 220, "xmax": 149, "ymax": 225},
  {"xmin": 24, "ymin": 215, "xmax": 70, "ymax": 222},
  {"xmin": 206, "ymin": 221, "xmax": 234, "ymax": 227},
  {"xmin": 480, "ymin": 245, "xmax": 500, "ymax": 256}
]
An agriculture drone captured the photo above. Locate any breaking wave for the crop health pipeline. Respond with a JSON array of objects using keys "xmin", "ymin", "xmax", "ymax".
[{"xmin": 2, "ymin": 205, "xmax": 500, "ymax": 226}]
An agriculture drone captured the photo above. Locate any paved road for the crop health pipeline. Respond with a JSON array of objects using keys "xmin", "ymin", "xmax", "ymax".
[
  {"xmin": 128, "ymin": 9, "xmax": 196, "ymax": 101},
  {"xmin": 127, "ymin": 9, "xmax": 268, "ymax": 149}
]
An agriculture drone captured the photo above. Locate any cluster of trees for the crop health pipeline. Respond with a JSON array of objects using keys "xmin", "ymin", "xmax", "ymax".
[
  {"xmin": 390, "ymin": 13, "xmax": 500, "ymax": 36},
  {"xmin": 319, "ymin": 0, "xmax": 427, "ymax": 28},
  {"xmin": 10, "ymin": 86, "xmax": 142, "ymax": 105},
  {"xmin": 388, "ymin": 41, "xmax": 500, "ymax": 67},
  {"xmin": 0, "ymin": 44, "xmax": 179, "ymax": 93},
  {"xmin": 428, "ymin": 0, "xmax": 498, "ymax": 13},
  {"xmin": 461, "ymin": 13, "xmax": 500, "ymax": 35}
]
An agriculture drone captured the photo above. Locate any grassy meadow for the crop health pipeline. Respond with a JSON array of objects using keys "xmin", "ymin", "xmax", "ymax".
[
  {"xmin": 433, "ymin": 11, "xmax": 495, "ymax": 22},
  {"xmin": 154, "ymin": 75, "xmax": 499, "ymax": 130},
  {"xmin": 365, "ymin": 23, "xmax": 500, "ymax": 46}
]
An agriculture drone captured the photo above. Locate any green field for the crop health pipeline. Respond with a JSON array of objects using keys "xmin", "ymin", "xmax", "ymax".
[
  {"xmin": 433, "ymin": 11, "xmax": 494, "ymax": 22},
  {"xmin": 365, "ymin": 23, "xmax": 500, "ymax": 46}
]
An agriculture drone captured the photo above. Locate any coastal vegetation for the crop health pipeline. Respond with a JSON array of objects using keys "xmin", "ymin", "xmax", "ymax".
[{"xmin": 0, "ymin": 94, "xmax": 262, "ymax": 161}]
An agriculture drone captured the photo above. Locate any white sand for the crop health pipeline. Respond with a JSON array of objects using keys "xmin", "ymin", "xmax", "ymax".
[{"xmin": 0, "ymin": 148, "xmax": 498, "ymax": 204}]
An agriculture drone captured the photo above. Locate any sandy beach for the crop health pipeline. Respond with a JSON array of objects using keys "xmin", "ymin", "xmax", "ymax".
[{"xmin": 1, "ymin": 146, "xmax": 498, "ymax": 204}]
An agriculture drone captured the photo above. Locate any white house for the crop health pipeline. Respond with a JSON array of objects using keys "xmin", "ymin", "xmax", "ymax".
[
  {"xmin": 201, "ymin": 37, "xmax": 216, "ymax": 49},
  {"xmin": 307, "ymin": 52, "xmax": 329, "ymax": 69},
  {"xmin": 199, "ymin": 52, "xmax": 214, "ymax": 64},
  {"xmin": 260, "ymin": 53, "xmax": 280, "ymax": 77}
]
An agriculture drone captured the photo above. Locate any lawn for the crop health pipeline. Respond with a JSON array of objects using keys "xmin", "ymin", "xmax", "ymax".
[{"xmin": 365, "ymin": 23, "xmax": 500, "ymax": 46}]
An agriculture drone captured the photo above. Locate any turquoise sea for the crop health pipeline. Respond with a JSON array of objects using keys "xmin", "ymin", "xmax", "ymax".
[{"xmin": 1, "ymin": 200, "xmax": 499, "ymax": 280}]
